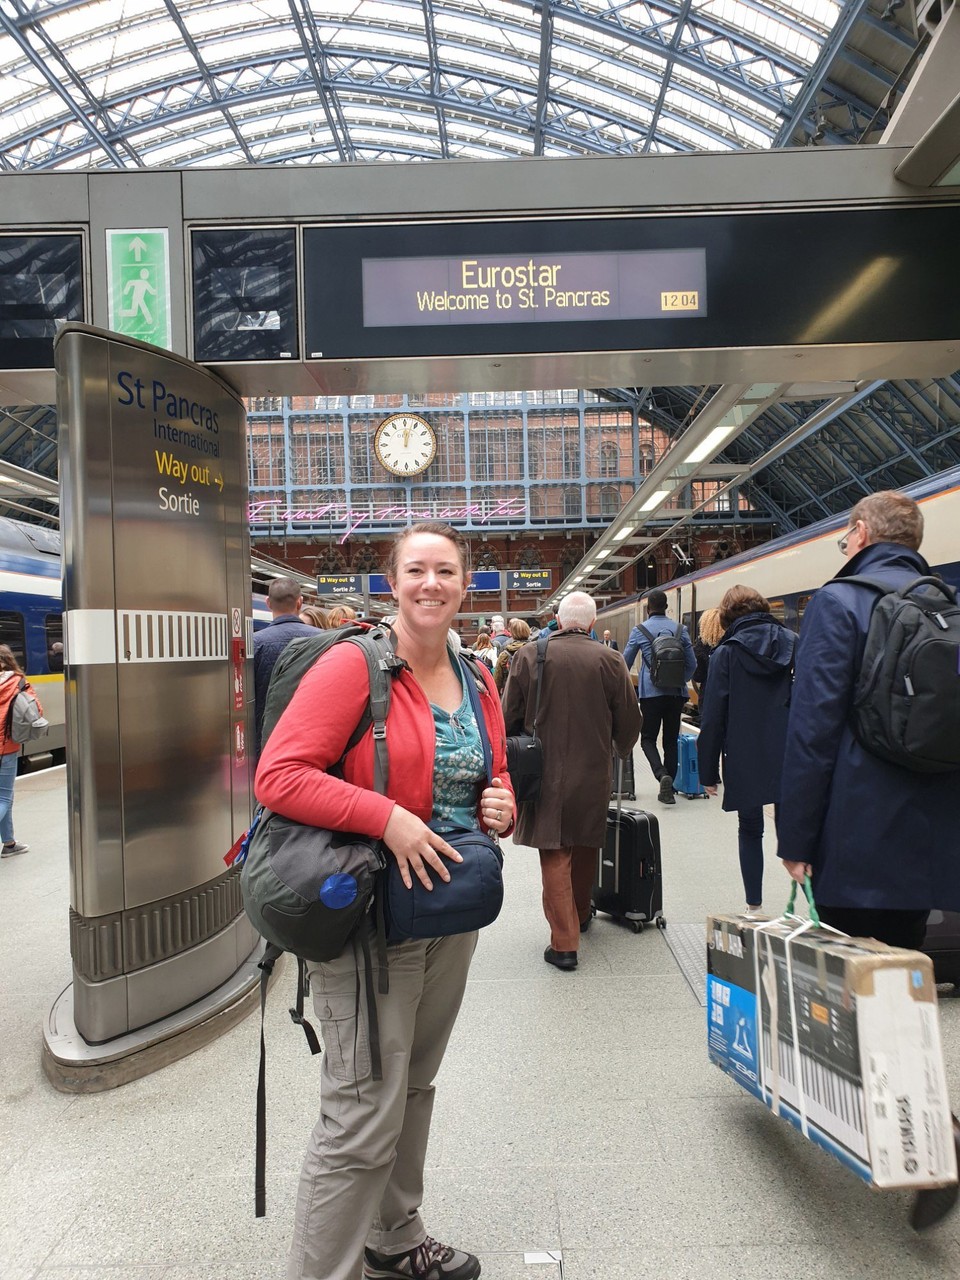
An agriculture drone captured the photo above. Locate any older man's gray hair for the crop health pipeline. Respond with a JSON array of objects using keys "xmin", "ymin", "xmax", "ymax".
[{"xmin": 557, "ymin": 591, "xmax": 597, "ymax": 631}]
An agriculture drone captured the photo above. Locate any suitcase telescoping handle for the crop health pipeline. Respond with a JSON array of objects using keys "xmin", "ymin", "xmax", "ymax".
[{"xmin": 614, "ymin": 755, "xmax": 623, "ymax": 865}]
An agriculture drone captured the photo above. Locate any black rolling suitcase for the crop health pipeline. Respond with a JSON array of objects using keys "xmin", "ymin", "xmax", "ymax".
[
  {"xmin": 593, "ymin": 765, "xmax": 665, "ymax": 933},
  {"xmin": 610, "ymin": 749, "xmax": 635, "ymax": 800},
  {"xmin": 923, "ymin": 910, "xmax": 960, "ymax": 993}
]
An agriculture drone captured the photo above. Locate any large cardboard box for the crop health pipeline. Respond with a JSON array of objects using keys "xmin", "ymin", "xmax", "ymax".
[{"xmin": 707, "ymin": 912, "xmax": 957, "ymax": 1190}]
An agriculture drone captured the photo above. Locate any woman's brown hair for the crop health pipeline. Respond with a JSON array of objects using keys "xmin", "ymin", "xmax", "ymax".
[
  {"xmin": 0, "ymin": 644, "xmax": 24, "ymax": 675},
  {"xmin": 384, "ymin": 522, "xmax": 469, "ymax": 583},
  {"xmin": 474, "ymin": 630, "xmax": 494, "ymax": 651},
  {"xmin": 300, "ymin": 605, "xmax": 329, "ymax": 628},
  {"xmin": 719, "ymin": 586, "xmax": 771, "ymax": 631}
]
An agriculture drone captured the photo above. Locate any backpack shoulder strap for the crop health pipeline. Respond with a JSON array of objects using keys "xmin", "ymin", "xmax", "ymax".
[
  {"xmin": 638, "ymin": 623, "xmax": 653, "ymax": 644},
  {"xmin": 531, "ymin": 632, "xmax": 550, "ymax": 729},
  {"xmin": 459, "ymin": 653, "xmax": 493, "ymax": 785},
  {"xmin": 344, "ymin": 628, "xmax": 403, "ymax": 794}
]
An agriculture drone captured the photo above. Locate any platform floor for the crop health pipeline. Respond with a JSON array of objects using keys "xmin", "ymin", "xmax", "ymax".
[{"xmin": 2, "ymin": 760, "xmax": 960, "ymax": 1280}]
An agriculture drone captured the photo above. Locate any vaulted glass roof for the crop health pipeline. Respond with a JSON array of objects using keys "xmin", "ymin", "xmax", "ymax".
[
  {"xmin": 2, "ymin": 0, "xmax": 953, "ymax": 541},
  {"xmin": 0, "ymin": 0, "xmax": 864, "ymax": 169}
]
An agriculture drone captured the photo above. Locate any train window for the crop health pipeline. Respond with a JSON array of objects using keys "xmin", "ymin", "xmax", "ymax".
[
  {"xmin": 681, "ymin": 612, "xmax": 693, "ymax": 633},
  {"xmin": 797, "ymin": 594, "xmax": 815, "ymax": 624},
  {"xmin": 768, "ymin": 599, "xmax": 787, "ymax": 623},
  {"xmin": 0, "ymin": 611, "xmax": 26, "ymax": 668},
  {"xmin": 45, "ymin": 614, "xmax": 63, "ymax": 672}
]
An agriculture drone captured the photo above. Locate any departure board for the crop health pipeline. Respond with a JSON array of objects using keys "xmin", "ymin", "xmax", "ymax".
[
  {"xmin": 362, "ymin": 248, "xmax": 706, "ymax": 327},
  {"xmin": 0, "ymin": 233, "xmax": 84, "ymax": 369},
  {"xmin": 192, "ymin": 227, "xmax": 298, "ymax": 362},
  {"xmin": 302, "ymin": 206, "xmax": 960, "ymax": 362}
]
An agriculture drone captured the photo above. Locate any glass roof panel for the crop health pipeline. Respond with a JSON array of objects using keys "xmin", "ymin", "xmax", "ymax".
[{"xmin": 0, "ymin": 0, "xmax": 856, "ymax": 167}]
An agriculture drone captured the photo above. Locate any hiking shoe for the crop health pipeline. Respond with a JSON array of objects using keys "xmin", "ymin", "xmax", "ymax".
[
  {"xmin": 657, "ymin": 775, "xmax": 676, "ymax": 805},
  {"xmin": 1, "ymin": 841, "xmax": 28, "ymax": 858},
  {"xmin": 364, "ymin": 1236, "xmax": 481, "ymax": 1280}
]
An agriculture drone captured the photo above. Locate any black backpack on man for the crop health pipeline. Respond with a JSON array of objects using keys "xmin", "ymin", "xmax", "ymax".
[
  {"xmin": 638, "ymin": 620, "xmax": 687, "ymax": 689},
  {"xmin": 848, "ymin": 574, "xmax": 960, "ymax": 773}
]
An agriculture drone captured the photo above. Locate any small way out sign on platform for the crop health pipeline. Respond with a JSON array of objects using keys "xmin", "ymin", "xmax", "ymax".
[{"xmin": 107, "ymin": 228, "xmax": 172, "ymax": 350}]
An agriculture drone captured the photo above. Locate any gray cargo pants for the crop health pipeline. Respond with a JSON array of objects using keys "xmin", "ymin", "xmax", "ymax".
[{"xmin": 287, "ymin": 927, "xmax": 478, "ymax": 1280}]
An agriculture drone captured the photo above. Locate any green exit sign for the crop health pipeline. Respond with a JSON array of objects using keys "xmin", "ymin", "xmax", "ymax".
[{"xmin": 106, "ymin": 228, "xmax": 172, "ymax": 349}]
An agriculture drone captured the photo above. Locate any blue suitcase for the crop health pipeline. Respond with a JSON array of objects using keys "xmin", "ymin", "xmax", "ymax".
[{"xmin": 674, "ymin": 732, "xmax": 707, "ymax": 798}]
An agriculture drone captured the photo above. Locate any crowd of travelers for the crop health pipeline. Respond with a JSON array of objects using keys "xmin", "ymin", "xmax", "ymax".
[{"xmin": 246, "ymin": 490, "xmax": 960, "ymax": 1278}]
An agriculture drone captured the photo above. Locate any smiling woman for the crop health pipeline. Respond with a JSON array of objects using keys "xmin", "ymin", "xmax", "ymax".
[{"xmin": 254, "ymin": 520, "xmax": 516, "ymax": 1280}]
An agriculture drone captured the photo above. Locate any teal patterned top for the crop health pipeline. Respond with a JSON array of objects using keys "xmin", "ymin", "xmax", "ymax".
[{"xmin": 430, "ymin": 658, "xmax": 485, "ymax": 832}]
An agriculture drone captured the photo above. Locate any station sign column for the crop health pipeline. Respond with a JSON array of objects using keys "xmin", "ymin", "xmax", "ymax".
[{"xmin": 47, "ymin": 322, "xmax": 257, "ymax": 1082}]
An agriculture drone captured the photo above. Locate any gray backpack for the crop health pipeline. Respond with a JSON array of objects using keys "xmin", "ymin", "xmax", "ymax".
[
  {"xmin": 849, "ymin": 574, "xmax": 960, "ymax": 773},
  {"xmin": 5, "ymin": 677, "xmax": 49, "ymax": 743}
]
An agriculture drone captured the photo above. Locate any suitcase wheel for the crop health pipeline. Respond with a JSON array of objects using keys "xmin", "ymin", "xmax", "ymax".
[
  {"xmin": 655, "ymin": 916, "xmax": 667, "ymax": 930},
  {"xmin": 629, "ymin": 920, "xmax": 644, "ymax": 934}
]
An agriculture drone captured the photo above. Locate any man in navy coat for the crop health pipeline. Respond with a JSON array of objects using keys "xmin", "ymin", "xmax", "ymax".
[{"xmin": 778, "ymin": 490, "xmax": 959, "ymax": 948}]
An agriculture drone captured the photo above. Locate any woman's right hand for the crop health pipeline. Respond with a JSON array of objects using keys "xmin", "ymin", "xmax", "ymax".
[{"xmin": 383, "ymin": 805, "xmax": 463, "ymax": 890}]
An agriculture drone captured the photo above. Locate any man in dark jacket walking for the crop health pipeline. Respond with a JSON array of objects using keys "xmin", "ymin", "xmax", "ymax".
[
  {"xmin": 697, "ymin": 587, "xmax": 796, "ymax": 911},
  {"xmin": 252, "ymin": 576, "xmax": 316, "ymax": 758},
  {"xmin": 502, "ymin": 592, "xmax": 640, "ymax": 971},
  {"xmin": 622, "ymin": 590, "xmax": 696, "ymax": 805},
  {"xmin": 777, "ymin": 490, "xmax": 960, "ymax": 1232},
  {"xmin": 778, "ymin": 490, "xmax": 960, "ymax": 945}
]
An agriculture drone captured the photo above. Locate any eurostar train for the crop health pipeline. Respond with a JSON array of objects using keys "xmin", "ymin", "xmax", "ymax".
[
  {"xmin": 597, "ymin": 465, "xmax": 960, "ymax": 647},
  {"xmin": 0, "ymin": 522, "xmax": 274, "ymax": 769}
]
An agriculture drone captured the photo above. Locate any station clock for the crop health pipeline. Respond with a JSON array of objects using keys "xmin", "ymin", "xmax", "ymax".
[{"xmin": 373, "ymin": 413, "xmax": 437, "ymax": 477}]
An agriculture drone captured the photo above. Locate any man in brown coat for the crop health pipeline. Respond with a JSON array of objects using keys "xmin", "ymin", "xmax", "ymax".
[{"xmin": 502, "ymin": 591, "xmax": 641, "ymax": 971}]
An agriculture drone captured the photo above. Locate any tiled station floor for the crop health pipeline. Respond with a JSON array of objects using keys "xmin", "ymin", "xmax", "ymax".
[{"xmin": 2, "ymin": 760, "xmax": 959, "ymax": 1279}]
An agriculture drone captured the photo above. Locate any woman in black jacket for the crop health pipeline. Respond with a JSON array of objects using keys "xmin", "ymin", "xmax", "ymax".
[{"xmin": 697, "ymin": 587, "xmax": 796, "ymax": 911}]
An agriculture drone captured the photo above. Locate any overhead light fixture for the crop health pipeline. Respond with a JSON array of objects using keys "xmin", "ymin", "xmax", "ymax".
[
  {"xmin": 639, "ymin": 489, "xmax": 672, "ymax": 512},
  {"xmin": 594, "ymin": 548, "xmax": 610, "ymax": 560},
  {"xmin": 684, "ymin": 424, "xmax": 742, "ymax": 464},
  {"xmin": 612, "ymin": 528, "xmax": 635, "ymax": 542}
]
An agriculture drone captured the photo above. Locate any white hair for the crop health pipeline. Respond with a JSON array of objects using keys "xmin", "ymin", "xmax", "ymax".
[
  {"xmin": 557, "ymin": 592, "xmax": 597, "ymax": 631},
  {"xmin": 491, "ymin": 614, "xmax": 505, "ymax": 629}
]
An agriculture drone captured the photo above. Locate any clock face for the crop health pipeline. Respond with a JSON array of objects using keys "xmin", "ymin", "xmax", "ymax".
[{"xmin": 374, "ymin": 413, "xmax": 437, "ymax": 477}]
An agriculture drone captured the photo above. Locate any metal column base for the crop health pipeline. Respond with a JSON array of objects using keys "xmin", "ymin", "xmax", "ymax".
[{"xmin": 41, "ymin": 942, "xmax": 282, "ymax": 1094}]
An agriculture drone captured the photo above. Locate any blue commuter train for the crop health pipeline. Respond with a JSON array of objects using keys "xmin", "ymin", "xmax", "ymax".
[
  {"xmin": 0, "ymin": 518, "xmax": 273, "ymax": 768},
  {"xmin": 0, "ymin": 518, "xmax": 64, "ymax": 764},
  {"xmin": 597, "ymin": 465, "xmax": 960, "ymax": 646}
]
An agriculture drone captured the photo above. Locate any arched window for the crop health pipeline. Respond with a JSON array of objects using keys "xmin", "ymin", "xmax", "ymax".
[
  {"xmin": 600, "ymin": 485, "xmax": 620, "ymax": 517},
  {"xmin": 516, "ymin": 545, "xmax": 541, "ymax": 569},
  {"xmin": 352, "ymin": 547, "xmax": 380, "ymax": 573},
  {"xmin": 600, "ymin": 441, "xmax": 619, "ymax": 477},
  {"xmin": 474, "ymin": 546, "xmax": 501, "ymax": 570},
  {"xmin": 563, "ymin": 486, "xmax": 582, "ymax": 519},
  {"xmin": 315, "ymin": 548, "xmax": 346, "ymax": 574}
]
